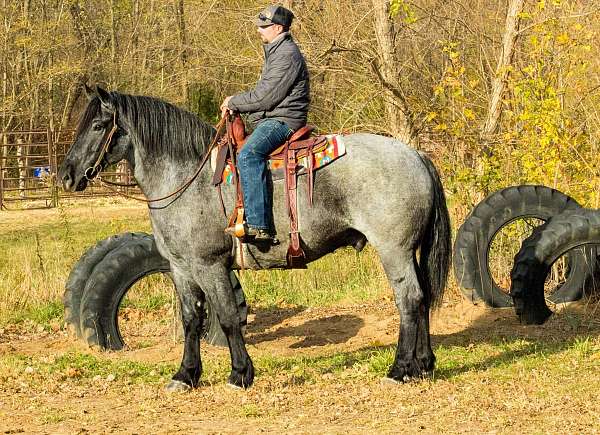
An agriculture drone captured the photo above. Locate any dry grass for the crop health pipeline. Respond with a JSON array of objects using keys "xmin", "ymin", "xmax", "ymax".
[
  {"xmin": 0, "ymin": 198, "xmax": 151, "ymax": 326},
  {"xmin": 0, "ymin": 198, "xmax": 423, "ymax": 327}
]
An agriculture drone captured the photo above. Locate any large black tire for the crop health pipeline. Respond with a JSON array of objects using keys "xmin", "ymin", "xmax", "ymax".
[
  {"xmin": 67, "ymin": 233, "xmax": 247, "ymax": 349},
  {"xmin": 63, "ymin": 232, "xmax": 150, "ymax": 338},
  {"xmin": 454, "ymin": 185, "xmax": 586, "ymax": 307},
  {"xmin": 511, "ymin": 208, "xmax": 600, "ymax": 324}
]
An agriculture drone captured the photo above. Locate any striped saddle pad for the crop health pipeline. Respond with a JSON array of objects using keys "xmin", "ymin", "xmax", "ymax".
[{"xmin": 211, "ymin": 134, "xmax": 346, "ymax": 184}]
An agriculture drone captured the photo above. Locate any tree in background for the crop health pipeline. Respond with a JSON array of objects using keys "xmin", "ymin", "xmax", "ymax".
[{"xmin": 2, "ymin": 0, "xmax": 600, "ymax": 210}]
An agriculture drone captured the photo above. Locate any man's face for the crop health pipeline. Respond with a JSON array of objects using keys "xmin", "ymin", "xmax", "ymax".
[{"xmin": 257, "ymin": 23, "xmax": 284, "ymax": 44}]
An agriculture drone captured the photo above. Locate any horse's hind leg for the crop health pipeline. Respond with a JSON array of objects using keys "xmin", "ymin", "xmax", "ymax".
[
  {"xmin": 379, "ymin": 249, "xmax": 434, "ymax": 382},
  {"xmin": 165, "ymin": 269, "xmax": 205, "ymax": 392},
  {"xmin": 416, "ymin": 286, "xmax": 435, "ymax": 374},
  {"xmin": 194, "ymin": 263, "xmax": 254, "ymax": 389}
]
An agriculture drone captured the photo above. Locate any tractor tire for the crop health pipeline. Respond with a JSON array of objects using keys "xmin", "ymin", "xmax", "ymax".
[
  {"xmin": 511, "ymin": 208, "xmax": 600, "ymax": 324},
  {"xmin": 63, "ymin": 232, "xmax": 150, "ymax": 338},
  {"xmin": 453, "ymin": 185, "xmax": 587, "ymax": 307},
  {"xmin": 66, "ymin": 232, "xmax": 247, "ymax": 349}
]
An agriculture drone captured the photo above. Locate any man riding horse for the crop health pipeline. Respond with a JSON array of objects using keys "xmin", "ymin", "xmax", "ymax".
[{"xmin": 221, "ymin": 4, "xmax": 310, "ymax": 244}]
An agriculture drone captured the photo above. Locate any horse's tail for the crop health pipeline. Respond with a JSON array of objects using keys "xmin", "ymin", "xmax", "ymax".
[{"xmin": 418, "ymin": 152, "xmax": 452, "ymax": 309}]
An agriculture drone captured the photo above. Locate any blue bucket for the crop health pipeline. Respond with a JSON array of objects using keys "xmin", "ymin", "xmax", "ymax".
[{"xmin": 34, "ymin": 166, "xmax": 51, "ymax": 178}]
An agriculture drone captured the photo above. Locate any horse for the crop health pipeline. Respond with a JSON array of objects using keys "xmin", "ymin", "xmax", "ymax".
[{"xmin": 59, "ymin": 85, "xmax": 451, "ymax": 391}]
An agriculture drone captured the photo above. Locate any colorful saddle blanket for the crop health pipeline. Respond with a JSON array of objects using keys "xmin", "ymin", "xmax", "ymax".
[{"xmin": 211, "ymin": 134, "xmax": 346, "ymax": 184}]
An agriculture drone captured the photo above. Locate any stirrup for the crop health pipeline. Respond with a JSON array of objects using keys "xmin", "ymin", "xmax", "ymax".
[
  {"xmin": 225, "ymin": 206, "xmax": 246, "ymax": 238},
  {"xmin": 224, "ymin": 222, "xmax": 247, "ymax": 238}
]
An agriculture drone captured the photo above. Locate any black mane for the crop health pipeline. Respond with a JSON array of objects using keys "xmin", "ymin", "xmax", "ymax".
[{"xmin": 81, "ymin": 92, "xmax": 216, "ymax": 161}]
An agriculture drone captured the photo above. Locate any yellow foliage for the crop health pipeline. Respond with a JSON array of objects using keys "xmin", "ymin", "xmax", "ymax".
[
  {"xmin": 556, "ymin": 33, "xmax": 570, "ymax": 45},
  {"xmin": 425, "ymin": 112, "xmax": 438, "ymax": 122},
  {"xmin": 463, "ymin": 108, "xmax": 475, "ymax": 120}
]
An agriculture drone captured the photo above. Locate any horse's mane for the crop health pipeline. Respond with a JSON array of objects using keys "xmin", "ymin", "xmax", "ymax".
[{"xmin": 80, "ymin": 91, "xmax": 216, "ymax": 161}]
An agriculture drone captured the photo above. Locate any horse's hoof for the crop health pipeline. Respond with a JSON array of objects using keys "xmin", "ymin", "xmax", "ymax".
[
  {"xmin": 380, "ymin": 377, "xmax": 401, "ymax": 386},
  {"xmin": 227, "ymin": 361, "xmax": 255, "ymax": 389},
  {"xmin": 227, "ymin": 382, "xmax": 244, "ymax": 391},
  {"xmin": 164, "ymin": 380, "xmax": 192, "ymax": 393}
]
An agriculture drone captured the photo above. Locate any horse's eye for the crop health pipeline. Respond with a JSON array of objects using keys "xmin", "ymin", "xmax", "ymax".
[{"xmin": 93, "ymin": 123, "xmax": 104, "ymax": 131}]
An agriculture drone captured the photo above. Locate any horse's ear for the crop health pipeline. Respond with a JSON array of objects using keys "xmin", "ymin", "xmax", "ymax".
[
  {"xmin": 96, "ymin": 86, "xmax": 114, "ymax": 110},
  {"xmin": 83, "ymin": 83, "xmax": 95, "ymax": 100}
]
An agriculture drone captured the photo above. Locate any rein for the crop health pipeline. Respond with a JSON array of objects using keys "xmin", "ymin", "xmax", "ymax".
[{"xmin": 88, "ymin": 115, "xmax": 227, "ymax": 204}]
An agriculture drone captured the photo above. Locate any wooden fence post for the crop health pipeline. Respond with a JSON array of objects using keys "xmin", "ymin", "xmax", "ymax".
[
  {"xmin": 0, "ymin": 133, "xmax": 4, "ymax": 210},
  {"xmin": 47, "ymin": 126, "xmax": 58, "ymax": 207},
  {"xmin": 17, "ymin": 137, "xmax": 25, "ymax": 198}
]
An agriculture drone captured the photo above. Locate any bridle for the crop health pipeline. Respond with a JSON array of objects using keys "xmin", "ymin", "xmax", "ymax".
[
  {"xmin": 82, "ymin": 110, "xmax": 227, "ymax": 204},
  {"xmin": 84, "ymin": 111, "xmax": 119, "ymax": 182}
]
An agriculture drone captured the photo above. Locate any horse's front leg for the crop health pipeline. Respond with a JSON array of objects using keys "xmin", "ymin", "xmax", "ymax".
[
  {"xmin": 194, "ymin": 263, "xmax": 254, "ymax": 389},
  {"xmin": 165, "ymin": 268, "xmax": 205, "ymax": 392}
]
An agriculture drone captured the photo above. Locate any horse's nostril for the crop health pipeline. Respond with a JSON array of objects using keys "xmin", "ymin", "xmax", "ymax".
[{"xmin": 59, "ymin": 163, "xmax": 75, "ymax": 190}]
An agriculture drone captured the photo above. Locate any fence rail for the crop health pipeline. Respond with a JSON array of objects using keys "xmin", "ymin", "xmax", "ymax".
[{"xmin": 0, "ymin": 128, "xmax": 138, "ymax": 210}]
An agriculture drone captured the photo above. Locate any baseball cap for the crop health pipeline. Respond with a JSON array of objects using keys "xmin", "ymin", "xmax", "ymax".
[{"xmin": 254, "ymin": 5, "xmax": 294, "ymax": 28}]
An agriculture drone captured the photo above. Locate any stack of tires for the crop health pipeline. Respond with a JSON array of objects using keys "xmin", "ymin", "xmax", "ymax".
[
  {"xmin": 511, "ymin": 208, "xmax": 600, "ymax": 324},
  {"xmin": 454, "ymin": 185, "xmax": 598, "ymax": 323},
  {"xmin": 63, "ymin": 232, "xmax": 247, "ymax": 349}
]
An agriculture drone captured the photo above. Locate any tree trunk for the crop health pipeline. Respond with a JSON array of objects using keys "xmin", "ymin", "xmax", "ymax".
[
  {"xmin": 475, "ymin": 0, "xmax": 525, "ymax": 197},
  {"xmin": 1, "ymin": 0, "xmax": 8, "ymax": 197},
  {"xmin": 371, "ymin": 0, "xmax": 414, "ymax": 144},
  {"xmin": 481, "ymin": 0, "xmax": 525, "ymax": 152},
  {"xmin": 22, "ymin": 0, "xmax": 30, "ymax": 18},
  {"xmin": 174, "ymin": 0, "xmax": 189, "ymax": 105},
  {"xmin": 110, "ymin": 0, "xmax": 118, "ymax": 81},
  {"xmin": 139, "ymin": 0, "xmax": 153, "ymax": 91},
  {"xmin": 1, "ymin": 133, "xmax": 7, "ymax": 208}
]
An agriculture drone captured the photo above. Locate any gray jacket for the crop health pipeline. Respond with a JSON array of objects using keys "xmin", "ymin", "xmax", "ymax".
[{"xmin": 228, "ymin": 32, "xmax": 310, "ymax": 132}]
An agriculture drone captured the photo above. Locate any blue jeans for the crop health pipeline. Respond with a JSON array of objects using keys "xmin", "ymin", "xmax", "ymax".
[{"xmin": 238, "ymin": 119, "xmax": 292, "ymax": 231}]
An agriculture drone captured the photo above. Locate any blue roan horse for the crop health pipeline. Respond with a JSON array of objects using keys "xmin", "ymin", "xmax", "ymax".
[{"xmin": 59, "ymin": 86, "xmax": 451, "ymax": 391}]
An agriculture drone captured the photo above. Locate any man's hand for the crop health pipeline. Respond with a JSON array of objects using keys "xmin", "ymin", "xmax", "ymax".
[{"xmin": 220, "ymin": 96, "xmax": 232, "ymax": 118}]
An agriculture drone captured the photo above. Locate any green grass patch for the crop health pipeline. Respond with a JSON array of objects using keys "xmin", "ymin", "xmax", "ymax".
[
  {"xmin": 2, "ymin": 333, "xmax": 600, "ymax": 401},
  {"xmin": 5, "ymin": 299, "xmax": 64, "ymax": 327},
  {"xmin": 120, "ymin": 291, "xmax": 172, "ymax": 311},
  {"xmin": 40, "ymin": 409, "xmax": 67, "ymax": 425},
  {"xmin": 249, "ymin": 334, "xmax": 600, "ymax": 385},
  {"xmin": 120, "ymin": 273, "xmax": 174, "ymax": 311},
  {"xmin": 1, "ymin": 351, "xmax": 177, "ymax": 385}
]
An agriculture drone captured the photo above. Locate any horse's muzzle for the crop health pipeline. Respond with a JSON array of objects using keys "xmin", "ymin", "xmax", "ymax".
[{"xmin": 58, "ymin": 161, "xmax": 87, "ymax": 192}]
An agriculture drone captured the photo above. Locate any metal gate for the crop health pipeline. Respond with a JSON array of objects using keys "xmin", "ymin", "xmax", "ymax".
[{"xmin": 0, "ymin": 128, "xmax": 138, "ymax": 210}]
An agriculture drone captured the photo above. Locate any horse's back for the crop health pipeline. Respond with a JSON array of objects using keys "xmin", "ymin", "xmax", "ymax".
[
  {"xmin": 325, "ymin": 133, "xmax": 434, "ymax": 204},
  {"xmin": 290, "ymin": 133, "xmax": 435, "ymax": 252}
]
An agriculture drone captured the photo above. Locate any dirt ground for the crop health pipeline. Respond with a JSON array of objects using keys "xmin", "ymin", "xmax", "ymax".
[{"xmin": 1, "ymin": 298, "xmax": 599, "ymax": 434}]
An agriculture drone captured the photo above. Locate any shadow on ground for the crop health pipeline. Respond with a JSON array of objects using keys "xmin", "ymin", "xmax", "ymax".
[
  {"xmin": 243, "ymin": 300, "xmax": 600, "ymax": 379},
  {"xmin": 247, "ymin": 312, "xmax": 364, "ymax": 347}
]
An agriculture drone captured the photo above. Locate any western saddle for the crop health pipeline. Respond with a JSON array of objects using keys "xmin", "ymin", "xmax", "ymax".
[{"xmin": 211, "ymin": 114, "xmax": 326, "ymax": 268}]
